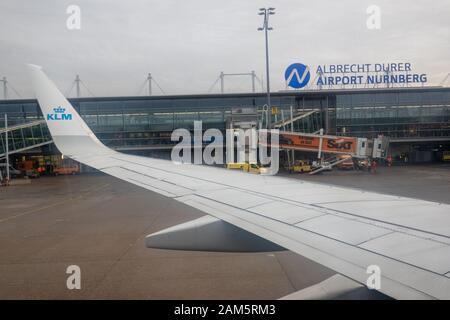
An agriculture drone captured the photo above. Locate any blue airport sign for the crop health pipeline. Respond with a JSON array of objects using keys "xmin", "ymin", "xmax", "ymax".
[
  {"xmin": 284, "ymin": 63, "xmax": 311, "ymax": 89},
  {"xmin": 285, "ymin": 62, "xmax": 427, "ymax": 89}
]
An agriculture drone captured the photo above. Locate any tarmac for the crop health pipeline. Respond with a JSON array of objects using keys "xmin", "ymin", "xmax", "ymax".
[{"xmin": 0, "ymin": 163, "xmax": 449, "ymax": 299}]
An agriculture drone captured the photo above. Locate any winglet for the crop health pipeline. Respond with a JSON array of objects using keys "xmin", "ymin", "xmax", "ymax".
[
  {"xmin": 27, "ymin": 63, "xmax": 43, "ymax": 70},
  {"xmin": 27, "ymin": 64, "xmax": 109, "ymax": 156}
]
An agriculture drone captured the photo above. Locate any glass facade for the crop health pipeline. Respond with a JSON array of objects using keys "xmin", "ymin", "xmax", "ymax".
[
  {"xmin": 336, "ymin": 89, "xmax": 450, "ymax": 139},
  {"xmin": 0, "ymin": 87, "xmax": 449, "ymax": 151}
]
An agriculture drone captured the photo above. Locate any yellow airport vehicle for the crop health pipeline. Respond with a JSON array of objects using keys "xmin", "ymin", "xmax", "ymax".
[
  {"xmin": 226, "ymin": 162, "xmax": 246, "ymax": 170},
  {"xmin": 242, "ymin": 163, "xmax": 272, "ymax": 174},
  {"xmin": 443, "ymin": 151, "xmax": 450, "ymax": 161},
  {"xmin": 227, "ymin": 162, "xmax": 271, "ymax": 174},
  {"xmin": 245, "ymin": 163, "xmax": 260, "ymax": 174},
  {"xmin": 288, "ymin": 160, "xmax": 312, "ymax": 173},
  {"xmin": 246, "ymin": 163, "xmax": 261, "ymax": 174}
]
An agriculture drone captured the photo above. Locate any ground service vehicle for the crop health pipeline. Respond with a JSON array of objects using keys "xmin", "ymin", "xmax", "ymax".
[
  {"xmin": 53, "ymin": 165, "xmax": 79, "ymax": 175},
  {"xmin": 337, "ymin": 155, "xmax": 354, "ymax": 170},
  {"xmin": 241, "ymin": 163, "xmax": 272, "ymax": 174},
  {"xmin": 226, "ymin": 162, "xmax": 246, "ymax": 170},
  {"xmin": 242, "ymin": 163, "xmax": 260, "ymax": 174},
  {"xmin": 289, "ymin": 160, "xmax": 312, "ymax": 173}
]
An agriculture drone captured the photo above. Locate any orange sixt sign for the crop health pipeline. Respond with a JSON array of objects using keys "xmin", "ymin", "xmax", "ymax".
[{"xmin": 279, "ymin": 133, "xmax": 357, "ymax": 153}]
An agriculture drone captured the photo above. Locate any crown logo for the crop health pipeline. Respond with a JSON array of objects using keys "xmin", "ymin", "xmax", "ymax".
[{"xmin": 53, "ymin": 106, "xmax": 65, "ymax": 113}]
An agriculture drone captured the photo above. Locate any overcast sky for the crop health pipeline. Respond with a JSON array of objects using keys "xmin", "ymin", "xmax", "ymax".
[{"xmin": 0, "ymin": 0, "xmax": 449, "ymax": 98}]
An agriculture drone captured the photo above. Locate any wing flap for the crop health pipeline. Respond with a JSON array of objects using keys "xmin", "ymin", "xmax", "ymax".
[
  {"xmin": 102, "ymin": 166, "xmax": 194, "ymax": 197},
  {"xmin": 295, "ymin": 214, "xmax": 393, "ymax": 246},
  {"xmin": 360, "ymin": 232, "xmax": 450, "ymax": 275},
  {"xmin": 319, "ymin": 200, "xmax": 450, "ymax": 237}
]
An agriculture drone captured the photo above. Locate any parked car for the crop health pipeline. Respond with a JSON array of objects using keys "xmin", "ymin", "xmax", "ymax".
[
  {"xmin": 337, "ymin": 155, "xmax": 354, "ymax": 170},
  {"xmin": 0, "ymin": 163, "xmax": 22, "ymax": 178}
]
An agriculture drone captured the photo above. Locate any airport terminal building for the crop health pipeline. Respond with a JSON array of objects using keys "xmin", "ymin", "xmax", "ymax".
[{"xmin": 1, "ymin": 86, "xmax": 450, "ymax": 165}]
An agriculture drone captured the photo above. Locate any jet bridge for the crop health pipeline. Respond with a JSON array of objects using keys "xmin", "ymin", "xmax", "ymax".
[
  {"xmin": 277, "ymin": 130, "xmax": 389, "ymax": 174},
  {"xmin": 278, "ymin": 131, "xmax": 389, "ymax": 159},
  {"xmin": 0, "ymin": 119, "xmax": 53, "ymax": 160}
]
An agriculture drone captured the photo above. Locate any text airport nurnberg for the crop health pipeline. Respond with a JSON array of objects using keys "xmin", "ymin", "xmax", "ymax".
[{"xmin": 315, "ymin": 62, "xmax": 427, "ymax": 86}]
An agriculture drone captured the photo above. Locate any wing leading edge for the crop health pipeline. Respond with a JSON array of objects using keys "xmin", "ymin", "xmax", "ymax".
[{"xmin": 28, "ymin": 65, "xmax": 450, "ymax": 300}]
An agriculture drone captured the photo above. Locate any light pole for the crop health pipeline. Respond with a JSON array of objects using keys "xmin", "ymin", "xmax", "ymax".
[
  {"xmin": 1, "ymin": 77, "xmax": 7, "ymax": 100},
  {"xmin": 74, "ymin": 75, "xmax": 81, "ymax": 98},
  {"xmin": 258, "ymin": 7, "xmax": 275, "ymax": 129},
  {"xmin": 147, "ymin": 73, "xmax": 153, "ymax": 96},
  {"xmin": 5, "ymin": 114, "xmax": 9, "ymax": 185}
]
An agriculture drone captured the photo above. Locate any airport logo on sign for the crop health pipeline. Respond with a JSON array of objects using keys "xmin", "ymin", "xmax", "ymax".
[
  {"xmin": 285, "ymin": 63, "xmax": 311, "ymax": 89},
  {"xmin": 47, "ymin": 106, "xmax": 72, "ymax": 121}
]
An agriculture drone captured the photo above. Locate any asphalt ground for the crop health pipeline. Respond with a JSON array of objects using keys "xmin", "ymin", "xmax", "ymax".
[{"xmin": 0, "ymin": 163, "xmax": 449, "ymax": 299}]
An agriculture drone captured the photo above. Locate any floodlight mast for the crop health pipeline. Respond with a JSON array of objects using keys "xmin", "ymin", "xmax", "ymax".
[{"xmin": 258, "ymin": 7, "xmax": 275, "ymax": 129}]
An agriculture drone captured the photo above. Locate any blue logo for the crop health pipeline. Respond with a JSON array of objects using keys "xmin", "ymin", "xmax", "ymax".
[
  {"xmin": 285, "ymin": 63, "xmax": 311, "ymax": 89},
  {"xmin": 47, "ymin": 106, "xmax": 72, "ymax": 121}
]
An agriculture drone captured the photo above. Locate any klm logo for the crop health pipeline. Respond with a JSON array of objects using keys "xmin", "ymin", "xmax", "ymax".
[
  {"xmin": 285, "ymin": 63, "xmax": 310, "ymax": 89},
  {"xmin": 47, "ymin": 106, "xmax": 72, "ymax": 121}
]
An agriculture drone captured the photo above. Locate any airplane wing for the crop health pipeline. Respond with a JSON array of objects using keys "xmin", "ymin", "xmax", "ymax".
[{"xmin": 28, "ymin": 64, "xmax": 450, "ymax": 300}]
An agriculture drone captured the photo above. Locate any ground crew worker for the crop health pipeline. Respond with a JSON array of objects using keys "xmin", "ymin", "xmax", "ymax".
[
  {"xmin": 371, "ymin": 159, "xmax": 377, "ymax": 174},
  {"xmin": 387, "ymin": 155, "xmax": 392, "ymax": 167}
]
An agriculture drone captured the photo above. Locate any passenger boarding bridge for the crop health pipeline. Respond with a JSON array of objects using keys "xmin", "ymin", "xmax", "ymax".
[{"xmin": 0, "ymin": 120, "xmax": 52, "ymax": 160}]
